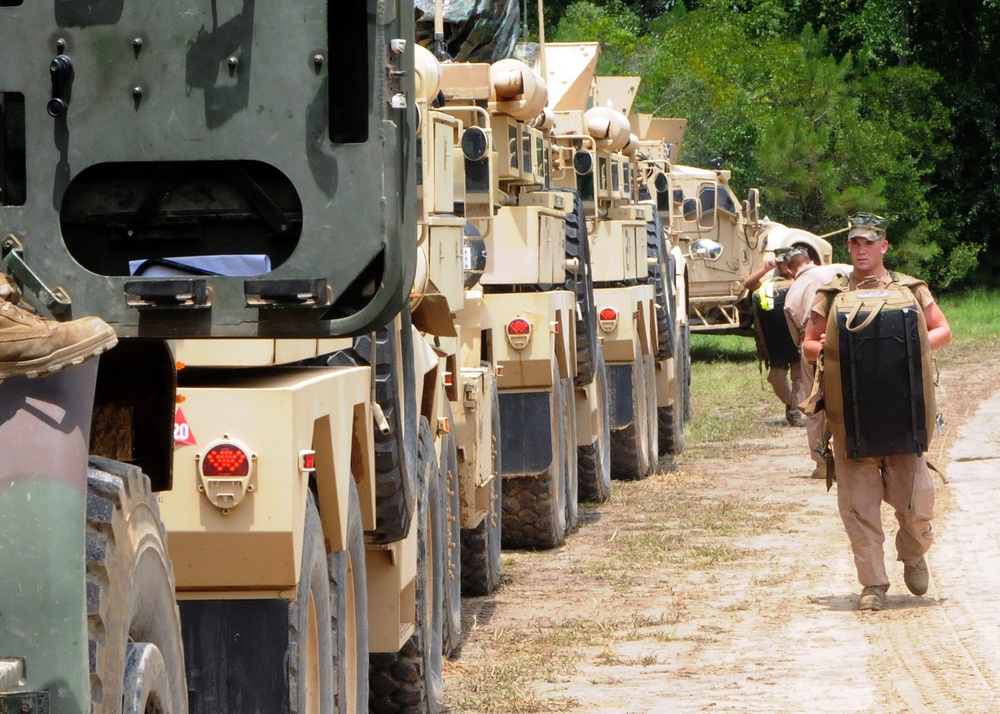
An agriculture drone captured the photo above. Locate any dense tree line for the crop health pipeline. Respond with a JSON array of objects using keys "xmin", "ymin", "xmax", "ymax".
[{"xmin": 529, "ymin": 0, "xmax": 1000, "ymax": 289}]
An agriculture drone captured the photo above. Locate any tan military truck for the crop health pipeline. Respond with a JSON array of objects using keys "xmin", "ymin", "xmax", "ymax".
[
  {"xmin": 626, "ymin": 110, "xmax": 693, "ymax": 455},
  {"xmin": 663, "ymin": 133, "xmax": 833, "ymax": 335},
  {"xmin": 442, "ymin": 54, "xmax": 604, "ymax": 548},
  {"xmin": 0, "ymin": 3, "xmax": 468, "ymax": 713},
  {"xmin": 543, "ymin": 44, "xmax": 664, "ymax": 478}
]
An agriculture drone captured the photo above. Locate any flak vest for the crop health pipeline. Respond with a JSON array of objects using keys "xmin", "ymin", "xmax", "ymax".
[
  {"xmin": 818, "ymin": 272, "xmax": 937, "ymax": 460},
  {"xmin": 751, "ymin": 277, "xmax": 799, "ymax": 367}
]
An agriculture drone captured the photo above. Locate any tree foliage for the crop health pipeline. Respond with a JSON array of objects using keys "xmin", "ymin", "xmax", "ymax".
[{"xmin": 546, "ymin": 0, "xmax": 998, "ymax": 289}]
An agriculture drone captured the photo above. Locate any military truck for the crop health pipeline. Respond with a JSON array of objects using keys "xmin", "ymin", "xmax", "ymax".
[
  {"xmin": 661, "ymin": 129, "xmax": 832, "ymax": 336},
  {"xmin": 0, "ymin": 3, "xmax": 473, "ymax": 713},
  {"xmin": 445, "ymin": 54, "xmax": 603, "ymax": 548},
  {"xmin": 626, "ymin": 110, "xmax": 693, "ymax": 456},
  {"xmin": 536, "ymin": 44, "xmax": 661, "ymax": 482}
]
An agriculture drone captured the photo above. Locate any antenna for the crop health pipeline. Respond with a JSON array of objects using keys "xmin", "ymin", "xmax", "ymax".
[{"xmin": 537, "ymin": 0, "xmax": 546, "ymax": 80}]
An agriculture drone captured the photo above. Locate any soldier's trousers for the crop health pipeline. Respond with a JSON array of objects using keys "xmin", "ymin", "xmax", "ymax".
[
  {"xmin": 767, "ymin": 362, "xmax": 802, "ymax": 409},
  {"xmin": 799, "ymin": 355, "xmax": 824, "ymax": 467},
  {"xmin": 833, "ymin": 451, "xmax": 935, "ymax": 588}
]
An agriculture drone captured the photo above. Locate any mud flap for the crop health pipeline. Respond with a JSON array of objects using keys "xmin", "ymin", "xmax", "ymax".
[{"xmin": 498, "ymin": 391, "xmax": 552, "ymax": 475}]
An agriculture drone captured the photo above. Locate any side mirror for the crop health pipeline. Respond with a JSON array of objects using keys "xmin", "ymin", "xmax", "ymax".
[
  {"xmin": 688, "ymin": 239, "xmax": 723, "ymax": 261},
  {"xmin": 747, "ymin": 188, "xmax": 759, "ymax": 224}
]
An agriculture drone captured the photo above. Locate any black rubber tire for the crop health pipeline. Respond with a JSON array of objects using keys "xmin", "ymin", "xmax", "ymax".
[
  {"xmin": 562, "ymin": 375, "xmax": 579, "ymax": 534},
  {"xmin": 609, "ymin": 348, "xmax": 652, "ymax": 481},
  {"xmin": 86, "ymin": 457, "xmax": 188, "ymax": 714},
  {"xmin": 327, "ymin": 312, "xmax": 417, "ymax": 545},
  {"xmin": 500, "ymin": 373, "xmax": 568, "ymax": 549},
  {"xmin": 331, "ymin": 479, "xmax": 370, "ymax": 712},
  {"xmin": 659, "ymin": 319, "xmax": 688, "ymax": 455},
  {"xmin": 681, "ymin": 322, "xmax": 693, "ymax": 421},
  {"xmin": 460, "ymin": 378, "xmax": 503, "ymax": 596},
  {"xmin": 644, "ymin": 354, "xmax": 659, "ymax": 473},
  {"xmin": 647, "ymin": 210, "xmax": 676, "ymax": 360},
  {"xmin": 369, "ymin": 418, "xmax": 445, "ymax": 713},
  {"xmin": 288, "ymin": 493, "xmax": 335, "ymax": 713},
  {"xmin": 658, "ymin": 363, "xmax": 686, "ymax": 456},
  {"xmin": 578, "ymin": 349, "xmax": 612, "ymax": 503},
  {"xmin": 563, "ymin": 189, "xmax": 599, "ymax": 387},
  {"xmin": 439, "ymin": 402, "xmax": 463, "ymax": 657}
]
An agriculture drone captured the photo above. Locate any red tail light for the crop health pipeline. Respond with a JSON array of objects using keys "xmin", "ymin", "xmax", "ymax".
[
  {"xmin": 507, "ymin": 318, "xmax": 531, "ymax": 335},
  {"xmin": 506, "ymin": 317, "xmax": 533, "ymax": 350},
  {"xmin": 598, "ymin": 307, "xmax": 619, "ymax": 333},
  {"xmin": 202, "ymin": 443, "xmax": 251, "ymax": 477}
]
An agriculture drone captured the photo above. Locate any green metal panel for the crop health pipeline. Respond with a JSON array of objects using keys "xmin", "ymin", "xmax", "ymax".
[
  {"xmin": 0, "ymin": 363, "xmax": 98, "ymax": 714},
  {"xmin": 0, "ymin": 1, "xmax": 417, "ymax": 338}
]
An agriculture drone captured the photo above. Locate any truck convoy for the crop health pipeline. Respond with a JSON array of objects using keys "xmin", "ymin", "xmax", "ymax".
[{"xmin": 0, "ymin": 4, "xmax": 712, "ymax": 713}]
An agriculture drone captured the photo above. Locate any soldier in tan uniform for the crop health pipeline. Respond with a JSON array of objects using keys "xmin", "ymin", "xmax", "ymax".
[
  {"xmin": 802, "ymin": 213, "xmax": 951, "ymax": 611},
  {"xmin": 0, "ymin": 272, "xmax": 116, "ymax": 380},
  {"xmin": 744, "ymin": 252, "xmax": 805, "ymax": 426},
  {"xmin": 783, "ymin": 251, "xmax": 852, "ymax": 478}
]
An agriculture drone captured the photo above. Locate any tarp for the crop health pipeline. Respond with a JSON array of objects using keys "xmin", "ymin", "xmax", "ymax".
[{"xmin": 415, "ymin": 0, "xmax": 521, "ymax": 62}]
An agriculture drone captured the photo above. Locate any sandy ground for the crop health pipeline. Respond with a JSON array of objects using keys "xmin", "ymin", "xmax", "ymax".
[{"xmin": 443, "ymin": 350, "xmax": 1000, "ymax": 713}]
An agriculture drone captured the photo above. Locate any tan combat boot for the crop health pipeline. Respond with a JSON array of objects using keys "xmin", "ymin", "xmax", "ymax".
[{"xmin": 0, "ymin": 274, "xmax": 118, "ymax": 379}]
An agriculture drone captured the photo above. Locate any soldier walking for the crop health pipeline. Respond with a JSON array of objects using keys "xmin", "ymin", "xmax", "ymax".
[
  {"xmin": 744, "ymin": 252, "xmax": 805, "ymax": 426},
  {"xmin": 783, "ymin": 250, "xmax": 851, "ymax": 478},
  {"xmin": 802, "ymin": 213, "xmax": 951, "ymax": 611}
]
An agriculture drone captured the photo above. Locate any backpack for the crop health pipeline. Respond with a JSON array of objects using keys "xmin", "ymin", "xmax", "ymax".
[
  {"xmin": 820, "ymin": 272, "xmax": 936, "ymax": 459},
  {"xmin": 751, "ymin": 277, "xmax": 799, "ymax": 368}
]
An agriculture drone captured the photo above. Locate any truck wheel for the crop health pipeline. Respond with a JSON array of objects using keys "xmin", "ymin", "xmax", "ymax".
[
  {"xmin": 288, "ymin": 492, "xmax": 335, "ymax": 713},
  {"xmin": 610, "ymin": 348, "xmax": 652, "ymax": 481},
  {"xmin": 501, "ymin": 372, "xmax": 568, "ymax": 549},
  {"xmin": 369, "ymin": 418, "xmax": 445, "ymax": 713},
  {"xmin": 658, "ymin": 360, "xmax": 686, "ymax": 456},
  {"xmin": 327, "ymin": 310, "xmax": 417, "ymax": 545},
  {"xmin": 86, "ymin": 458, "xmax": 188, "ymax": 714},
  {"xmin": 460, "ymin": 378, "xmax": 503, "ymax": 596},
  {"xmin": 563, "ymin": 189, "xmax": 599, "ymax": 387},
  {"xmin": 647, "ymin": 212, "xmax": 676, "ymax": 360},
  {"xmin": 330, "ymin": 479, "xmax": 370, "ymax": 713},
  {"xmin": 644, "ymin": 354, "xmax": 659, "ymax": 472},
  {"xmin": 681, "ymin": 322, "xmax": 693, "ymax": 421},
  {"xmin": 578, "ymin": 350, "xmax": 612, "ymax": 503},
  {"xmin": 440, "ymin": 403, "xmax": 463, "ymax": 657},
  {"xmin": 563, "ymin": 375, "xmax": 579, "ymax": 534}
]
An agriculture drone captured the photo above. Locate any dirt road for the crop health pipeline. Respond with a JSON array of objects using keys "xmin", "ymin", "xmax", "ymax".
[{"xmin": 443, "ymin": 351, "xmax": 1000, "ymax": 713}]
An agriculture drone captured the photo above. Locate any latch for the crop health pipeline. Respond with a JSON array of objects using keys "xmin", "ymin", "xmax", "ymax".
[
  {"xmin": 1, "ymin": 235, "xmax": 72, "ymax": 316},
  {"xmin": 47, "ymin": 54, "xmax": 73, "ymax": 118},
  {"xmin": 463, "ymin": 381, "xmax": 478, "ymax": 410}
]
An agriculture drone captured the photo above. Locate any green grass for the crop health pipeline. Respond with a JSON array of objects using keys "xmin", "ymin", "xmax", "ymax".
[
  {"xmin": 937, "ymin": 288, "xmax": 1000, "ymax": 346},
  {"xmin": 687, "ymin": 332, "xmax": 786, "ymax": 456}
]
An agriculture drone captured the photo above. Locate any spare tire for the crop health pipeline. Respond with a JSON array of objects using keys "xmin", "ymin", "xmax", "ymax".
[
  {"xmin": 646, "ymin": 208, "xmax": 676, "ymax": 361},
  {"xmin": 327, "ymin": 309, "xmax": 418, "ymax": 544},
  {"xmin": 563, "ymin": 189, "xmax": 599, "ymax": 387}
]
